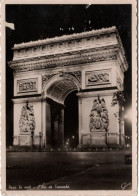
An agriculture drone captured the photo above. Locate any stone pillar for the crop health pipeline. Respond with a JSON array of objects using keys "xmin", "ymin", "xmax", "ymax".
[
  {"xmin": 58, "ymin": 107, "xmax": 64, "ymax": 148},
  {"xmin": 121, "ymin": 119, "xmax": 125, "ymax": 146},
  {"xmin": 118, "ymin": 105, "xmax": 125, "ymax": 146},
  {"xmin": 46, "ymin": 100, "xmax": 51, "ymax": 149},
  {"xmin": 54, "ymin": 116, "xmax": 59, "ymax": 147},
  {"xmin": 77, "ymin": 90, "xmax": 122, "ymax": 148},
  {"xmin": 42, "ymin": 99, "xmax": 46, "ymax": 149},
  {"xmin": 78, "ymin": 97, "xmax": 82, "ymax": 148},
  {"xmin": 120, "ymin": 106, "xmax": 125, "ymax": 146}
]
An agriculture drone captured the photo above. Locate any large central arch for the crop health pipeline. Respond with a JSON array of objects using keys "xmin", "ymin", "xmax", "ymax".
[
  {"xmin": 42, "ymin": 73, "xmax": 80, "ymax": 148},
  {"xmin": 64, "ymin": 90, "xmax": 78, "ymax": 148},
  {"xmin": 43, "ymin": 73, "xmax": 80, "ymax": 104}
]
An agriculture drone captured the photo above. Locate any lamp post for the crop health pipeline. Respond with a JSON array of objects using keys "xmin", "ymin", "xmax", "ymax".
[
  {"xmin": 66, "ymin": 138, "xmax": 70, "ymax": 150},
  {"xmin": 125, "ymin": 136, "xmax": 128, "ymax": 148},
  {"xmin": 123, "ymin": 134, "xmax": 126, "ymax": 148},
  {"xmin": 31, "ymin": 131, "xmax": 34, "ymax": 151},
  {"xmin": 72, "ymin": 135, "xmax": 75, "ymax": 149},
  {"xmin": 127, "ymin": 136, "xmax": 130, "ymax": 149},
  {"xmin": 124, "ymin": 108, "xmax": 132, "ymax": 149},
  {"xmin": 67, "ymin": 141, "xmax": 69, "ymax": 150},
  {"xmin": 81, "ymin": 131, "xmax": 84, "ymax": 151},
  {"xmin": 39, "ymin": 132, "xmax": 43, "ymax": 152}
]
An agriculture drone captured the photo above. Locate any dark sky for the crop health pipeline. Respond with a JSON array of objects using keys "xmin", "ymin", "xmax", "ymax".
[{"xmin": 6, "ymin": 4, "xmax": 132, "ymax": 146}]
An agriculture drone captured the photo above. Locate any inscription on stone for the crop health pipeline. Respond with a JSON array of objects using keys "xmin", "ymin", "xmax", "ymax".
[{"xmin": 17, "ymin": 78, "xmax": 38, "ymax": 93}]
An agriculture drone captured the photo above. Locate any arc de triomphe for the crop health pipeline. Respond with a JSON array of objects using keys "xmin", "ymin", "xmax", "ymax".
[{"xmin": 8, "ymin": 26, "xmax": 128, "ymax": 149}]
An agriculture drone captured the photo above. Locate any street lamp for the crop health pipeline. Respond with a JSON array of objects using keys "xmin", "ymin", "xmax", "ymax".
[
  {"xmin": 122, "ymin": 134, "xmax": 126, "ymax": 148},
  {"xmin": 124, "ymin": 108, "xmax": 132, "ymax": 122},
  {"xmin": 127, "ymin": 136, "xmax": 130, "ymax": 148},
  {"xmin": 39, "ymin": 132, "xmax": 43, "ymax": 152},
  {"xmin": 31, "ymin": 131, "xmax": 34, "ymax": 151},
  {"xmin": 65, "ymin": 139, "xmax": 70, "ymax": 150},
  {"xmin": 125, "ymin": 136, "xmax": 128, "ymax": 148},
  {"xmin": 72, "ymin": 135, "xmax": 75, "ymax": 148},
  {"xmin": 67, "ymin": 139, "xmax": 70, "ymax": 149},
  {"xmin": 81, "ymin": 131, "xmax": 84, "ymax": 151}
]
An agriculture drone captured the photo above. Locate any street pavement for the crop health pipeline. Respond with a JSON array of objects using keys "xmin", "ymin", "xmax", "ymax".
[{"xmin": 6, "ymin": 151, "xmax": 132, "ymax": 190}]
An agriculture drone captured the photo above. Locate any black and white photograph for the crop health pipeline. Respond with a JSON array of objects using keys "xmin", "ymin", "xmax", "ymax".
[{"xmin": 1, "ymin": 1, "xmax": 137, "ymax": 195}]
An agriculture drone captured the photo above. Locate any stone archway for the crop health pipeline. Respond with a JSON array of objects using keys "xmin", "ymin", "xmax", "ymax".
[
  {"xmin": 42, "ymin": 73, "xmax": 80, "ymax": 104},
  {"xmin": 42, "ymin": 73, "xmax": 80, "ymax": 149},
  {"xmin": 9, "ymin": 27, "xmax": 128, "ymax": 149}
]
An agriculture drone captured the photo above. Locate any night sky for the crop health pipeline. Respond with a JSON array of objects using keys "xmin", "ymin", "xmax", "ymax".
[{"xmin": 6, "ymin": 4, "xmax": 132, "ymax": 146}]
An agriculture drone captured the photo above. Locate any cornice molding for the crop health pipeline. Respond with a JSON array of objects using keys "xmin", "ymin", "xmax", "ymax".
[
  {"xmin": 13, "ymin": 26, "xmax": 117, "ymax": 50},
  {"xmin": 12, "ymin": 96, "xmax": 42, "ymax": 104},
  {"xmin": 9, "ymin": 49, "xmax": 118, "ymax": 73},
  {"xmin": 11, "ymin": 26, "xmax": 128, "ymax": 69},
  {"xmin": 77, "ymin": 89, "xmax": 117, "ymax": 98},
  {"xmin": 10, "ymin": 45, "xmax": 119, "ymax": 65},
  {"xmin": 8, "ymin": 27, "xmax": 128, "ymax": 74}
]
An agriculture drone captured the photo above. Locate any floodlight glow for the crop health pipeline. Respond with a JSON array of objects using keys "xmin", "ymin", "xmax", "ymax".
[{"xmin": 124, "ymin": 108, "xmax": 132, "ymax": 122}]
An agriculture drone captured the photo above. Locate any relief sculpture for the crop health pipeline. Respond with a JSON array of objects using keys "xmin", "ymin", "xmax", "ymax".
[
  {"xmin": 17, "ymin": 78, "xmax": 38, "ymax": 93},
  {"xmin": 88, "ymin": 73, "xmax": 109, "ymax": 84},
  {"xmin": 19, "ymin": 104, "xmax": 36, "ymax": 134},
  {"xmin": 89, "ymin": 97, "xmax": 109, "ymax": 132},
  {"xmin": 19, "ymin": 81, "xmax": 36, "ymax": 92}
]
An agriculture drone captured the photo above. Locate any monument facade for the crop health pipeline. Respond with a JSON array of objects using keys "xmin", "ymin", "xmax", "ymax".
[{"xmin": 8, "ymin": 26, "xmax": 128, "ymax": 149}]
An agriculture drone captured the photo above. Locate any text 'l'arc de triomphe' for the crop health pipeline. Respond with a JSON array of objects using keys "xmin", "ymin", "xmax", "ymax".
[{"xmin": 8, "ymin": 26, "xmax": 128, "ymax": 149}]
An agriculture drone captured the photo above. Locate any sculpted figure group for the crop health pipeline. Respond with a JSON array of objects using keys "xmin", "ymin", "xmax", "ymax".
[{"xmin": 89, "ymin": 97, "xmax": 109, "ymax": 131}]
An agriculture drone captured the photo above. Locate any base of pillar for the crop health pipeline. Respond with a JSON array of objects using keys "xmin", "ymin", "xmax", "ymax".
[
  {"xmin": 80, "ymin": 131, "xmax": 107, "ymax": 148},
  {"xmin": 13, "ymin": 134, "xmax": 32, "ymax": 146},
  {"xmin": 90, "ymin": 131, "xmax": 107, "ymax": 147},
  {"xmin": 13, "ymin": 134, "xmax": 45, "ymax": 149}
]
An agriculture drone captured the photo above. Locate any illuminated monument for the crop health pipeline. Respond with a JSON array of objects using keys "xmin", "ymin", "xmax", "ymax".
[{"xmin": 8, "ymin": 26, "xmax": 128, "ymax": 149}]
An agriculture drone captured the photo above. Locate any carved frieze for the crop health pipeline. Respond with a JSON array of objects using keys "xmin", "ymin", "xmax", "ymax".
[
  {"xmin": 88, "ymin": 73, "xmax": 109, "ymax": 83},
  {"xmin": 9, "ymin": 27, "xmax": 128, "ymax": 74},
  {"xmin": 12, "ymin": 27, "xmax": 118, "ymax": 60},
  {"xmin": 13, "ymin": 26, "xmax": 117, "ymax": 49},
  {"xmin": 19, "ymin": 104, "xmax": 36, "ymax": 134},
  {"xmin": 89, "ymin": 97, "xmax": 109, "ymax": 132},
  {"xmin": 11, "ymin": 51, "xmax": 117, "ymax": 73},
  {"xmin": 17, "ymin": 78, "xmax": 38, "ymax": 93},
  {"xmin": 86, "ymin": 69, "xmax": 111, "ymax": 86}
]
